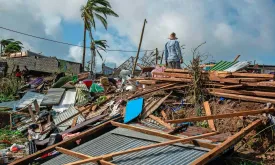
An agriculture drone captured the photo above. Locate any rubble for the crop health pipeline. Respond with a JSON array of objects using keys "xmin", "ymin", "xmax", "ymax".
[{"xmin": 1, "ymin": 61, "xmax": 275, "ymax": 165}]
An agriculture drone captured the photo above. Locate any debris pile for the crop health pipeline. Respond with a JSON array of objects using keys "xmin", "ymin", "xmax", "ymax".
[{"xmin": 0, "ymin": 61, "xmax": 275, "ymax": 165}]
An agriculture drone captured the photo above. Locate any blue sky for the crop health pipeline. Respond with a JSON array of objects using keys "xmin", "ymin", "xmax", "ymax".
[{"xmin": 1, "ymin": 0, "xmax": 275, "ymax": 71}]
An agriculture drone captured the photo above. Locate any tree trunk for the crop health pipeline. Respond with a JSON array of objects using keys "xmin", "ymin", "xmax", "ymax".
[
  {"xmin": 82, "ymin": 23, "xmax": 86, "ymax": 72},
  {"xmin": 0, "ymin": 43, "xmax": 2, "ymax": 57},
  {"xmin": 90, "ymin": 42, "xmax": 96, "ymax": 80}
]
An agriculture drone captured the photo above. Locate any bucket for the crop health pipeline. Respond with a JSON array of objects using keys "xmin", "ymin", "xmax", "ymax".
[{"xmin": 83, "ymin": 79, "xmax": 93, "ymax": 88}]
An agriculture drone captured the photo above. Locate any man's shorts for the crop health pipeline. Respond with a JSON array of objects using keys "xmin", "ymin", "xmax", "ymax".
[{"xmin": 168, "ymin": 61, "xmax": 181, "ymax": 69}]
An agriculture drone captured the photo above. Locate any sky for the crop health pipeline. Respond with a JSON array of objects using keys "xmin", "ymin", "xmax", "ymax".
[{"xmin": 1, "ymin": 0, "xmax": 275, "ymax": 71}]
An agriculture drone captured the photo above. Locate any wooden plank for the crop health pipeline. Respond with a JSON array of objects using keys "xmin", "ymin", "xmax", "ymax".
[
  {"xmin": 65, "ymin": 132, "xmax": 218, "ymax": 165},
  {"xmin": 28, "ymin": 105, "xmax": 36, "ymax": 122},
  {"xmin": 165, "ymin": 68, "xmax": 190, "ymax": 73},
  {"xmin": 166, "ymin": 108, "xmax": 274, "ymax": 123},
  {"xmin": 56, "ymin": 147, "xmax": 115, "ymax": 165},
  {"xmin": 141, "ymin": 92, "xmax": 172, "ymax": 119},
  {"xmin": 71, "ymin": 116, "xmax": 78, "ymax": 128},
  {"xmin": 203, "ymin": 101, "xmax": 216, "ymax": 131},
  {"xmin": 137, "ymin": 80, "xmax": 157, "ymax": 85},
  {"xmin": 128, "ymin": 83, "xmax": 174, "ymax": 100},
  {"xmin": 209, "ymin": 92, "xmax": 275, "ymax": 104},
  {"xmin": 152, "ymin": 72, "xmax": 192, "ymax": 78},
  {"xmin": 10, "ymin": 118, "xmax": 117, "ymax": 165},
  {"xmin": 211, "ymin": 88, "xmax": 275, "ymax": 98},
  {"xmin": 232, "ymin": 72, "xmax": 274, "ymax": 78},
  {"xmin": 161, "ymin": 110, "xmax": 168, "ymax": 121},
  {"xmin": 33, "ymin": 99, "xmax": 40, "ymax": 114},
  {"xmin": 110, "ymin": 121, "xmax": 217, "ymax": 149},
  {"xmin": 149, "ymin": 115, "xmax": 173, "ymax": 130},
  {"xmin": 233, "ymin": 54, "xmax": 240, "ymax": 62},
  {"xmin": 209, "ymin": 76, "xmax": 241, "ymax": 84},
  {"xmin": 230, "ymin": 78, "xmax": 271, "ymax": 82},
  {"xmin": 221, "ymin": 84, "xmax": 243, "ymax": 89},
  {"xmin": 152, "ymin": 77, "xmax": 192, "ymax": 82},
  {"xmin": 245, "ymin": 81, "xmax": 275, "ymax": 87},
  {"xmin": 191, "ymin": 120, "xmax": 262, "ymax": 165}
]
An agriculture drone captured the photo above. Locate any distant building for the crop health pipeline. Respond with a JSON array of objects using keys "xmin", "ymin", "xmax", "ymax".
[
  {"xmin": 102, "ymin": 63, "xmax": 114, "ymax": 75},
  {"xmin": 1, "ymin": 51, "xmax": 81, "ymax": 75},
  {"xmin": 246, "ymin": 64, "xmax": 275, "ymax": 74}
]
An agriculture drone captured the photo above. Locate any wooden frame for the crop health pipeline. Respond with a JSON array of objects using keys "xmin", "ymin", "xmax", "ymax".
[
  {"xmin": 56, "ymin": 147, "xmax": 115, "ymax": 165},
  {"xmin": 10, "ymin": 117, "xmax": 121, "ymax": 165},
  {"xmin": 110, "ymin": 121, "xmax": 217, "ymax": 149},
  {"xmin": 191, "ymin": 120, "xmax": 262, "ymax": 165},
  {"xmin": 64, "ymin": 131, "xmax": 217, "ymax": 165},
  {"xmin": 166, "ymin": 108, "xmax": 275, "ymax": 123}
]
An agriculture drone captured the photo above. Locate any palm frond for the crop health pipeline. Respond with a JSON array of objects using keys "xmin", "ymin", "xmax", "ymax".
[
  {"xmin": 95, "ymin": 48, "xmax": 103, "ymax": 60},
  {"xmin": 93, "ymin": 6, "xmax": 119, "ymax": 17},
  {"xmin": 94, "ymin": 13, "xmax": 108, "ymax": 29},
  {"xmin": 92, "ymin": 0, "xmax": 111, "ymax": 8}
]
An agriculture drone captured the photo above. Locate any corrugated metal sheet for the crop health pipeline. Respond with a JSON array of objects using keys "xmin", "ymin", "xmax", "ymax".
[
  {"xmin": 0, "ymin": 100, "xmax": 19, "ymax": 109},
  {"xmin": 224, "ymin": 61, "xmax": 250, "ymax": 72},
  {"xmin": 210, "ymin": 61, "xmax": 238, "ymax": 71},
  {"xmin": 41, "ymin": 88, "xmax": 65, "ymax": 106},
  {"xmin": 53, "ymin": 105, "xmax": 85, "ymax": 131},
  {"xmin": 42, "ymin": 128, "xmax": 207, "ymax": 165},
  {"xmin": 52, "ymin": 90, "xmax": 76, "ymax": 113},
  {"xmin": 16, "ymin": 91, "xmax": 45, "ymax": 108}
]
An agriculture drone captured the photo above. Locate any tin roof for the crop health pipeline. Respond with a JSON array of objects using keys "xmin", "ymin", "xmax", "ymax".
[
  {"xmin": 53, "ymin": 105, "xmax": 85, "ymax": 131},
  {"xmin": 16, "ymin": 91, "xmax": 45, "ymax": 108},
  {"xmin": 42, "ymin": 127, "xmax": 208, "ymax": 165},
  {"xmin": 210, "ymin": 61, "xmax": 238, "ymax": 71}
]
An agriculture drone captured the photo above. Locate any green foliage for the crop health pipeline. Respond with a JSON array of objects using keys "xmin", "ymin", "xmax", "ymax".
[
  {"xmin": 196, "ymin": 120, "xmax": 209, "ymax": 128},
  {"xmin": 0, "ymin": 77, "xmax": 18, "ymax": 102},
  {"xmin": 0, "ymin": 39, "xmax": 24, "ymax": 55},
  {"xmin": 81, "ymin": 0, "xmax": 118, "ymax": 73},
  {"xmin": 0, "ymin": 128, "xmax": 26, "ymax": 149}
]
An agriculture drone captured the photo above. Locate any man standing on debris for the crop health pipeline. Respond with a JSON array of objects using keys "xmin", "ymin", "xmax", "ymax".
[{"xmin": 165, "ymin": 32, "xmax": 183, "ymax": 69}]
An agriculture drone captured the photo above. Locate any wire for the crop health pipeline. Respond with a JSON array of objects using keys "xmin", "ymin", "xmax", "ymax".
[{"xmin": 0, "ymin": 26, "xmax": 155, "ymax": 52}]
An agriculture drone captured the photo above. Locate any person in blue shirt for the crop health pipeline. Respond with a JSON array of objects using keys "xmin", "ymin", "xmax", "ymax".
[{"xmin": 165, "ymin": 32, "xmax": 183, "ymax": 69}]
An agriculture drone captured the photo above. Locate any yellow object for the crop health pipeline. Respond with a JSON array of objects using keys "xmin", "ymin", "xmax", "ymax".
[{"xmin": 100, "ymin": 77, "xmax": 109, "ymax": 87}]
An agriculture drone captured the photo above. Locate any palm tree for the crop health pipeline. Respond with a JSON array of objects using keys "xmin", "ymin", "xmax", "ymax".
[
  {"xmin": 4, "ymin": 40, "xmax": 24, "ymax": 55},
  {"xmin": 0, "ymin": 39, "xmax": 14, "ymax": 56},
  {"xmin": 80, "ymin": 0, "xmax": 118, "ymax": 72}
]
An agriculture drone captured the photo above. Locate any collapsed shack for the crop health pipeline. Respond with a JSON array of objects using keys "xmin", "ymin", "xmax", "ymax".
[{"xmin": 1, "ymin": 59, "xmax": 275, "ymax": 164}]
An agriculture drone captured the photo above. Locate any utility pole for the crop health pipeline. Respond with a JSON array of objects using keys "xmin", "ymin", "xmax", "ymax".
[
  {"xmin": 155, "ymin": 48, "xmax": 158, "ymax": 65},
  {"xmin": 132, "ymin": 19, "xmax": 147, "ymax": 76}
]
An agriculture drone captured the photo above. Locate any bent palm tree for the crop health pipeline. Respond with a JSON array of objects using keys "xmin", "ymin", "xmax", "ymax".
[
  {"xmin": 2, "ymin": 40, "xmax": 23, "ymax": 56},
  {"xmin": 81, "ymin": 0, "xmax": 118, "ymax": 73},
  {"xmin": 0, "ymin": 39, "xmax": 14, "ymax": 56}
]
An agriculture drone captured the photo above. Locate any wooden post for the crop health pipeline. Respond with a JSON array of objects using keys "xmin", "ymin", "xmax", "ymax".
[
  {"xmin": 28, "ymin": 105, "xmax": 36, "ymax": 122},
  {"xmin": 160, "ymin": 51, "xmax": 164, "ymax": 64},
  {"xmin": 132, "ymin": 19, "xmax": 147, "ymax": 75},
  {"xmin": 203, "ymin": 101, "xmax": 216, "ymax": 131},
  {"xmin": 233, "ymin": 54, "xmax": 241, "ymax": 62},
  {"xmin": 155, "ymin": 48, "xmax": 158, "ymax": 65}
]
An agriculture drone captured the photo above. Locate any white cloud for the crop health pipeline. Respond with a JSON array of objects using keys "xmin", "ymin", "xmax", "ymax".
[
  {"xmin": 214, "ymin": 23, "xmax": 233, "ymax": 46},
  {"xmin": 1, "ymin": 0, "xmax": 275, "ymax": 68},
  {"xmin": 68, "ymin": 44, "xmax": 83, "ymax": 63}
]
